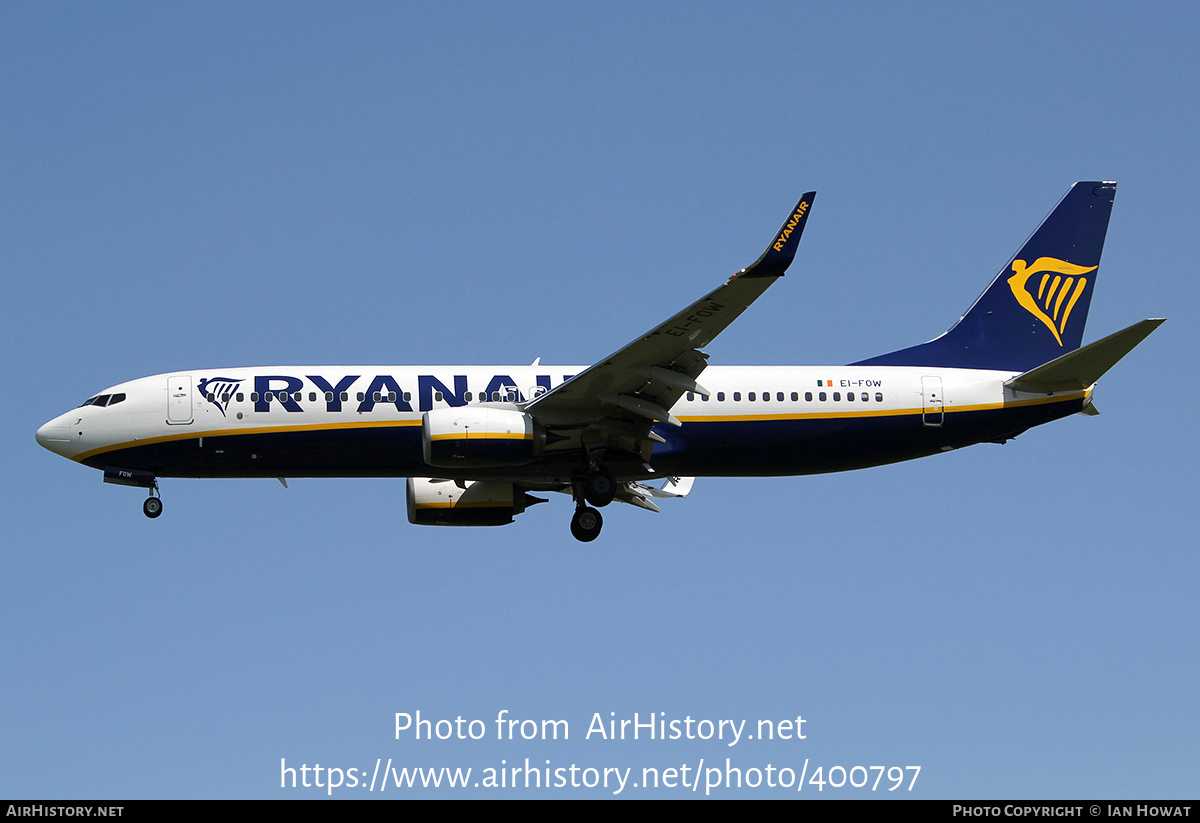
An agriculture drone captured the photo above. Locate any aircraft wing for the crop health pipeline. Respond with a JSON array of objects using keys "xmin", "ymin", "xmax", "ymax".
[{"xmin": 525, "ymin": 192, "xmax": 815, "ymax": 453}]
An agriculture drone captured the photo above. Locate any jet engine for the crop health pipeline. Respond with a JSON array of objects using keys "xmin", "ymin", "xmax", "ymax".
[
  {"xmin": 406, "ymin": 477, "xmax": 544, "ymax": 527},
  {"xmin": 422, "ymin": 407, "xmax": 545, "ymax": 468}
]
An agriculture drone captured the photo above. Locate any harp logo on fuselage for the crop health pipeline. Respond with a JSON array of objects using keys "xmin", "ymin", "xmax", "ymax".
[{"xmin": 196, "ymin": 377, "xmax": 244, "ymax": 417}]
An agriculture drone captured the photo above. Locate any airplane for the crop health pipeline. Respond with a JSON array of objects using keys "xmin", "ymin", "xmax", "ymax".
[{"xmin": 36, "ymin": 182, "xmax": 1163, "ymax": 542}]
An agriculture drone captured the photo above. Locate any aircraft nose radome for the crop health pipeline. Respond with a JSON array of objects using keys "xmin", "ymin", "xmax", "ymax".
[{"xmin": 36, "ymin": 418, "xmax": 73, "ymax": 457}]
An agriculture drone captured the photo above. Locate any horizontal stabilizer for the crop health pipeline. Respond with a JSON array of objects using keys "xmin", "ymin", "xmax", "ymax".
[
  {"xmin": 640, "ymin": 476, "xmax": 695, "ymax": 498},
  {"xmin": 620, "ymin": 492, "xmax": 661, "ymax": 513},
  {"xmin": 615, "ymin": 476, "xmax": 697, "ymax": 513},
  {"xmin": 1006, "ymin": 318, "xmax": 1165, "ymax": 393}
]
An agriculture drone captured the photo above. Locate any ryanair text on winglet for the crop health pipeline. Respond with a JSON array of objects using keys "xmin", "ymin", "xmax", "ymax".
[{"xmin": 773, "ymin": 200, "xmax": 810, "ymax": 252}]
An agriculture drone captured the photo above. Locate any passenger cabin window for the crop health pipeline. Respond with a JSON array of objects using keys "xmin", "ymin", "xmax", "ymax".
[
  {"xmin": 733, "ymin": 392, "xmax": 741, "ymax": 401},
  {"xmin": 819, "ymin": 392, "xmax": 826, "ymax": 401},
  {"xmin": 717, "ymin": 392, "xmax": 725, "ymax": 401},
  {"xmin": 324, "ymin": 392, "xmax": 334, "ymax": 402},
  {"xmin": 686, "ymin": 392, "xmax": 694, "ymax": 402},
  {"xmin": 236, "ymin": 393, "xmax": 244, "ymax": 402},
  {"xmin": 805, "ymin": 392, "xmax": 812, "ymax": 401},
  {"xmin": 778, "ymin": 392, "xmax": 785, "ymax": 402},
  {"xmin": 875, "ymin": 392, "xmax": 884, "ymax": 402}
]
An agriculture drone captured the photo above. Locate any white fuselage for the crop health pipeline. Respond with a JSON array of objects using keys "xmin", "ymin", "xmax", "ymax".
[{"xmin": 36, "ymin": 364, "xmax": 1085, "ymax": 480}]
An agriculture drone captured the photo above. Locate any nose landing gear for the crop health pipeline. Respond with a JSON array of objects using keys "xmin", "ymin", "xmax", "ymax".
[
  {"xmin": 103, "ymin": 467, "xmax": 163, "ymax": 519},
  {"xmin": 143, "ymin": 478, "xmax": 163, "ymax": 519}
]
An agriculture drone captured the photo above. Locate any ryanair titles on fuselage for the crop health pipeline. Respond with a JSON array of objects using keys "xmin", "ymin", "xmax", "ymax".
[
  {"xmin": 207, "ymin": 372, "xmax": 574, "ymax": 415},
  {"xmin": 194, "ymin": 369, "xmax": 892, "ymax": 418}
]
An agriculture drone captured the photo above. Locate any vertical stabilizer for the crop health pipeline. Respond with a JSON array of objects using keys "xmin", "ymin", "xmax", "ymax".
[{"xmin": 854, "ymin": 182, "xmax": 1116, "ymax": 372}]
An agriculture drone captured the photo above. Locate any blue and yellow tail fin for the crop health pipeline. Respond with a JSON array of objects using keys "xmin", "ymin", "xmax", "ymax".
[{"xmin": 854, "ymin": 182, "xmax": 1117, "ymax": 372}]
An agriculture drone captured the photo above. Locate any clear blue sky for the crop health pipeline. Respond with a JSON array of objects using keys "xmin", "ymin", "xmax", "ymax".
[{"xmin": 3, "ymin": 2, "xmax": 1196, "ymax": 798}]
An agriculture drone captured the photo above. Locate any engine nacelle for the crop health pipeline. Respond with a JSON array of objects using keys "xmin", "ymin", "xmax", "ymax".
[
  {"xmin": 422, "ymin": 406, "xmax": 544, "ymax": 468},
  {"xmin": 406, "ymin": 477, "xmax": 540, "ymax": 527}
]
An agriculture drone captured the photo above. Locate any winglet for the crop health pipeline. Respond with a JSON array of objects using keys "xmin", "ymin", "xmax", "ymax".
[{"xmin": 739, "ymin": 191, "xmax": 816, "ymax": 278}]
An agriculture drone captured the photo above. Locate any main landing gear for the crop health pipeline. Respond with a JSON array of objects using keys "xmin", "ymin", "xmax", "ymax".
[
  {"xmin": 583, "ymin": 469, "xmax": 616, "ymax": 507},
  {"xmin": 570, "ymin": 505, "xmax": 603, "ymax": 542},
  {"xmin": 569, "ymin": 466, "xmax": 616, "ymax": 542}
]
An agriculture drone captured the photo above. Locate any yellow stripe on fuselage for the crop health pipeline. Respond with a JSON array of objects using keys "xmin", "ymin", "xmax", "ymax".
[{"xmin": 427, "ymin": 432, "xmax": 532, "ymax": 441}]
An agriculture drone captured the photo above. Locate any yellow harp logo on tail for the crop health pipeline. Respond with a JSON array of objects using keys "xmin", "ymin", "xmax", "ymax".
[{"xmin": 1007, "ymin": 257, "xmax": 1097, "ymax": 346}]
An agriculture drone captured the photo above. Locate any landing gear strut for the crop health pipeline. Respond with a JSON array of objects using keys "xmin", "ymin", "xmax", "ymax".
[
  {"xmin": 570, "ymin": 505, "xmax": 603, "ymax": 542},
  {"xmin": 569, "ymin": 455, "xmax": 616, "ymax": 541},
  {"xmin": 143, "ymin": 480, "xmax": 162, "ymax": 519}
]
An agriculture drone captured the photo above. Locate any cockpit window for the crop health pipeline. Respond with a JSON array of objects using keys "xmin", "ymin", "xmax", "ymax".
[{"xmin": 77, "ymin": 393, "xmax": 125, "ymax": 408}]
